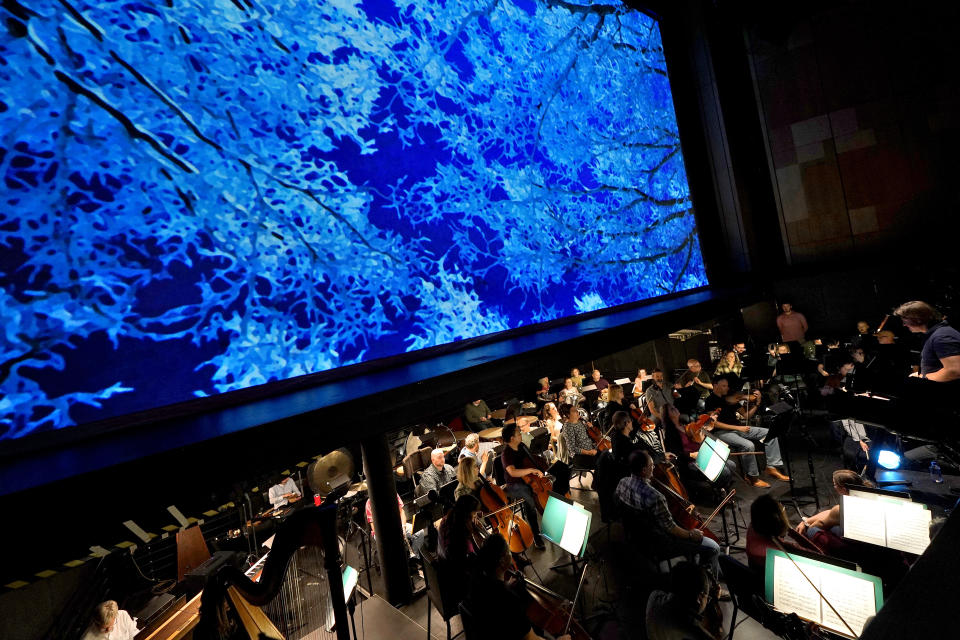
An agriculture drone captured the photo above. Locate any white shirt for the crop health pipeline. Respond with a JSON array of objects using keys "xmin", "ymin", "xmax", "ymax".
[
  {"xmin": 268, "ymin": 477, "xmax": 301, "ymax": 507},
  {"xmin": 81, "ymin": 610, "xmax": 138, "ymax": 640}
]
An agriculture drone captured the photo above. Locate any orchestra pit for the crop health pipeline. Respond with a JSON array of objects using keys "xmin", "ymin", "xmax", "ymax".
[{"xmin": 1, "ymin": 2, "xmax": 959, "ymax": 640}]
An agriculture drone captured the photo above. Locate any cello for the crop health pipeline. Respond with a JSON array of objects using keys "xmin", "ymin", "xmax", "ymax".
[
  {"xmin": 477, "ymin": 475, "xmax": 534, "ymax": 554},
  {"xmin": 517, "ymin": 442, "xmax": 571, "ymax": 511},
  {"xmin": 651, "ymin": 461, "xmax": 723, "ymax": 543},
  {"xmin": 508, "ymin": 571, "xmax": 593, "ymax": 640}
]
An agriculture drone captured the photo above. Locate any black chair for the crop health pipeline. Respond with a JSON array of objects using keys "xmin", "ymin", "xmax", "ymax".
[
  {"xmin": 717, "ymin": 554, "xmax": 767, "ymax": 639},
  {"xmin": 457, "ymin": 602, "xmax": 482, "ymax": 640},
  {"xmin": 620, "ymin": 504, "xmax": 689, "ymax": 573},
  {"xmin": 568, "ymin": 453, "xmax": 596, "ymax": 491},
  {"xmin": 420, "ymin": 549, "xmax": 464, "ymax": 640},
  {"xmin": 528, "ymin": 427, "xmax": 550, "ymax": 456},
  {"xmin": 492, "ymin": 455, "xmax": 507, "ymax": 486},
  {"xmin": 594, "ymin": 450, "xmax": 624, "ymax": 541}
]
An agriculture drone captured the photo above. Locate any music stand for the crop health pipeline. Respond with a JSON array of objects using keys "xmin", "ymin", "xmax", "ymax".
[{"xmin": 540, "ymin": 492, "xmax": 592, "ymax": 575}]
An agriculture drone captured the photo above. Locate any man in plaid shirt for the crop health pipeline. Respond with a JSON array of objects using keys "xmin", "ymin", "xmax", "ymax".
[{"xmin": 616, "ymin": 450, "xmax": 720, "ymax": 573}]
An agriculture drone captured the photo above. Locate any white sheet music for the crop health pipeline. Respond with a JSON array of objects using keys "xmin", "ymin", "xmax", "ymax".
[
  {"xmin": 818, "ymin": 567, "xmax": 877, "ymax": 636},
  {"xmin": 580, "ymin": 384, "xmax": 597, "ymax": 392},
  {"xmin": 613, "ymin": 378, "xmax": 631, "ymax": 385},
  {"xmin": 773, "ymin": 555, "xmax": 822, "ymax": 622},
  {"xmin": 842, "ymin": 494, "xmax": 887, "ymax": 547},
  {"xmin": 559, "ymin": 506, "xmax": 589, "ymax": 556},
  {"xmin": 884, "ymin": 501, "xmax": 931, "ymax": 555},
  {"xmin": 843, "ymin": 494, "xmax": 931, "ymax": 555},
  {"xmin": 772, "ymin": 553, "xmax": 879, "ymax": 638}
]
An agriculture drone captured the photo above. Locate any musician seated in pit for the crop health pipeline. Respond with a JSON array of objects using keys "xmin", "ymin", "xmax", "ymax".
[
  {"xmin": 535, "ymin": 376, "xmax": 556, "ymax": 403},
  {"xmin": 561, "ymin": 403, "xmax": 598, "ymax": 468},
  {"xmin": 795, "ymin": 469, "xmax": 871, "ymax": 540},
  {"xmin": 661, "ymin": 405, "xmax": 734, "ymax": 492},
  {"xmin": 464, "ymin": 398, "xmax": 495, "ymax": 432},
  {"xmin": 417, "ymin": 448, "xmax": 456, "ymax": 497},
  {"xmin": 501, "ymin": 422, "xmax": 547, "ymax": 549},
  {"xmin": 645, "ymin": 368, "xmax": 675, "ymax": 425},
  {"xmin": 465, "ymin": 534, "xmax": 571, "ymax": 640},
  {"xmin": 598, "ymin": 384, "xmax": 631, "ymax": 430},
  {"xmin": 705, "ymin": 376, "xmax": 790, "ymax": 488},
  {"xmin": 646, "ymin": 562, "xmax": 724, "ymax": 640},
  {"xmin": 611, "ymin": 410, "xmax": 641, "ymax": 468},
  {"xmin": 365, "ymin": 493, "xmax": 425, "ymax": 557},
  {"xmin": 570, "ymin": 367, "xmax": 585, "ymax": 388},
  {"xmin": 616, "ymin": 451, "xmax": 720, "ymax": 574},
  {"xmin": 895, "ymin": 300, "xmax": 960, "ymax": 382},
  {"xmin": 632, "ymin": 367, "xmax": 651, "ymax": 396},
  {"xmin": 745, "ymin": 494, "xmax": 809, "ymax": 573},
  {"xmin": 674, "ymin": 359, "xmax": 713, "ymax": 416},
  {"xmin": 459, "ymin": 433, "xmax": 491, "ymax": 475},
  {"xmin": 438, "ymin": 494, "xmax": 483, "ymax": 571},
  {"xmin": 455, "ymin": 456, "xmax": 482, "ymax": 500},
  {"xmin": 539, "ymin": 402, "xmax": 564, "ymax": 463},
  {"xmin": 82, "ymin": 600, "xmax": 138, "ymax": 640},
  {"xmin": 853, "ymin": 320, "xmax": 878, "ymax": 351},
  {"xmin": 590, "ymin": 368, "xmax": 610, "ymax": 391},
  {"xmin": 267, "ymin": 475, "xmax": 302, "ymax": 508},
  {"xmin": 558, "ymin": 377, "xmax": 580, "ymax": 405}
]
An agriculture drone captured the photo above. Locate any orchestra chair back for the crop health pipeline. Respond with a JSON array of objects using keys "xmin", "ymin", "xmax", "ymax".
[
  {"xmin": 403, "ymin": 446, "xmax": 433, "ymax": 491},
  {"xmin": 619, "ymin": 504, "xmax": 685, "ymax": 574},
  {"xmin": 594, "ymin": 450, "xmax": 623, "ymax": 542},
  {"xmin": 717, "ymin": 554, "xmax": 766, "ymax": 639},
  {"xmin": 457, "ymin": 602, "xmax": 482, "ymax": 640},
  {"xmin": 420, "ymin": 549, "xmax": 464, "ymax": 640},
  {"xmin": 493, "ymin": 455, "xmax": 507, "ymax": 486}
]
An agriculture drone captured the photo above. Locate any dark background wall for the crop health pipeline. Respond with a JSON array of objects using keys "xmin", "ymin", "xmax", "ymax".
[{"xmin": 738, "ymin": 1, "xmax": 960, "ymax": 265}]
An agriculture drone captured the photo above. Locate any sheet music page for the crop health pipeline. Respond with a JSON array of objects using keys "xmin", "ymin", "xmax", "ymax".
[
  {"xmin": 702, "ymin": 449, "xmax": 725, "ymax": 481},
  {"xmin": 773, "ymin": 555, "xmax": 822, "ymax": 623},
  {"xmin": 884, "ymin": 501, "xmax": 931, "ymax": 555},
  {"xmin": 818, "ymin": 569, "xmax": 877, "ymax": 637},
  {"xmin": 559, "ymin": 506, "xmax": 589, "ymax": 556},
  {"xmin": 580, "ymin": 384, "xmax": 597, "ymax": 392},
  {"xmin": 842, "ymin": 494, "xmax": 887, "ymax": 547},
  {"xmin": 477, "ymin": 442, "xmax": 498, "ymax": 456},
  {"xmin": 614, "ymin": 378, "xmax": 631, "ymax": 385}
]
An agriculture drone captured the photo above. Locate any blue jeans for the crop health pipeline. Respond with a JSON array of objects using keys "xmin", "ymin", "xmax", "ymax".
[
  {"xmin": 663, "ymin": 534, "xmax": 720, "ymax": 575},
  {"xmin": 716, "ymin": 426, "xmax": 782, "ymax": 477}
]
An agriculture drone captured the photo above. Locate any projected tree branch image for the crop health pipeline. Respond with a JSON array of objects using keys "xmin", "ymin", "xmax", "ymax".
[{"xmin": 0, "ymin": 0, "xmax": 707, "ymax": 439}]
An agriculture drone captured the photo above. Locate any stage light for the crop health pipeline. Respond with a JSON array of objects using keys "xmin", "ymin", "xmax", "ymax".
[{"xmin": 877, "ymin": 449, "xmax": 901, "ymax": 470}]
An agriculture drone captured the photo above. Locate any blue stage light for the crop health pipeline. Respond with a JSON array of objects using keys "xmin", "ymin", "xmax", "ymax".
[{"xmin": 877, "ymin": 449, "xmax": 901, "ymax": 470}]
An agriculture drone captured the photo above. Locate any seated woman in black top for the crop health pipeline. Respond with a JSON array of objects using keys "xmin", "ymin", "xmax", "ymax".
[
  {"xmin": 465, "ymin": 533, "xmax": 571, "ymax": 640},
  {"xmin": 610, "ymin": 410, "xmax": 640, "ymax": 467},
  {"xmin": 439, "ymin": 494, "xmax": 483, "ymax": 564}
]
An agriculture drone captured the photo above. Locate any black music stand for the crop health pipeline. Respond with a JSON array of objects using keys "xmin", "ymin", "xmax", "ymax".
[{"xmin": 767, "ymin": 409, "xmax": 821, "ymax": 513}]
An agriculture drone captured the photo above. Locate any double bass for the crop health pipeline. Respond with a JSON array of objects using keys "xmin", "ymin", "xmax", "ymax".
[
  {"xmin": 508, "ymin": 571, "xmax": 592, "ymax": 640},
  {"xmin": 477, "ymin": 475, "xmax": 534, "ymax": 553}
]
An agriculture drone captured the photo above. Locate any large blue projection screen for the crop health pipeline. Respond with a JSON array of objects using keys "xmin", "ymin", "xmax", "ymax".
[{"xmin": 0, "ymin": 1, "xmax": 707, "ymax": 439}]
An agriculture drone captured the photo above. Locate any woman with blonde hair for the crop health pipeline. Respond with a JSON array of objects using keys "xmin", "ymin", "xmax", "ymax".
[
  {"xmin": 82, "ymin": 600, "xmax": 138, "ymax": 640},
  {"xmin": 455, "ymin": 455, "xmax": 482, "ymax": 500}
]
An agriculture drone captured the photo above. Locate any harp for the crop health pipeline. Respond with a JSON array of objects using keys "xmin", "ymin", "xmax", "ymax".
[{"xmin": 192, "ymin": 504, "xmax": 350, "ymax": 640}]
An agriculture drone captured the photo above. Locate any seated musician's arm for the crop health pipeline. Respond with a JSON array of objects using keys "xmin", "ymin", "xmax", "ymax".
[
  {"xmin": 646, "ymin": 398, "xmax": 661, "ymax": 420},
  {"xmin": 927, "ymin": 354, "xmax": 960, "ymax": 382},
  {"xmin": 797, "ymin": 505, "xmax": 838, "ymax": 532},
  {"xmin": 505, "ymin": 463, "xmax": 541, "ymax": 478}
]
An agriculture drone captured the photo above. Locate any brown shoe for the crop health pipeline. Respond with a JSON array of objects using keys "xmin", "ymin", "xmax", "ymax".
[
  {"xmin": 747, "ymin": 476, "xmax": 770, "ymax": 488},
  {"xmin": 765, "ymin": 467, "xmax": 791, "ymax": 481}
]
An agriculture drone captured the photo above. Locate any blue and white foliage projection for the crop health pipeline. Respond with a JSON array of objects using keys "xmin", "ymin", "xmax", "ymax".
[{"xmin": 0, "ymin": 0, "xmax": 707, "ymax": 439}]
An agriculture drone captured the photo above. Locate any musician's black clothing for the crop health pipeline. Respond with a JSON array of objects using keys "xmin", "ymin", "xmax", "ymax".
[{"xmin": 465, "ymin": 572, "xmax": 531, "ymax": 640}]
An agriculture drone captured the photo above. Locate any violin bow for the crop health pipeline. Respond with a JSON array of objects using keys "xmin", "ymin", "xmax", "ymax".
[
  {"xmin": 564, "ymin": 561, "xmax": 589, "ymax": 636},
  {"xmin": 698, "ymin": 489, "xmax": 736, "ymax": 530}
]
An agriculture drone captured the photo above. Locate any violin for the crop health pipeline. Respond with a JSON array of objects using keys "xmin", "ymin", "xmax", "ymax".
[
  {"xmin": 477, "ymin": 476, "xmax": 534, "ymax": 554},
  {"xmin": 508, "ymin": 570, "xmax": 592, "ymax": 640},
  {"xmin": 630, "ymin": 406, "xmax": 657, "ymax": 431},
  {"xmin": 684, "ymin": 411, "xmax": 719, "ymax": 444},
  {"xmin": 651, "ymin": 462, "xmax": 721, "ymax": 543},
  {"xmin": 586, "ymin": 423, "xmax": 612, "ymax": 452}
]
